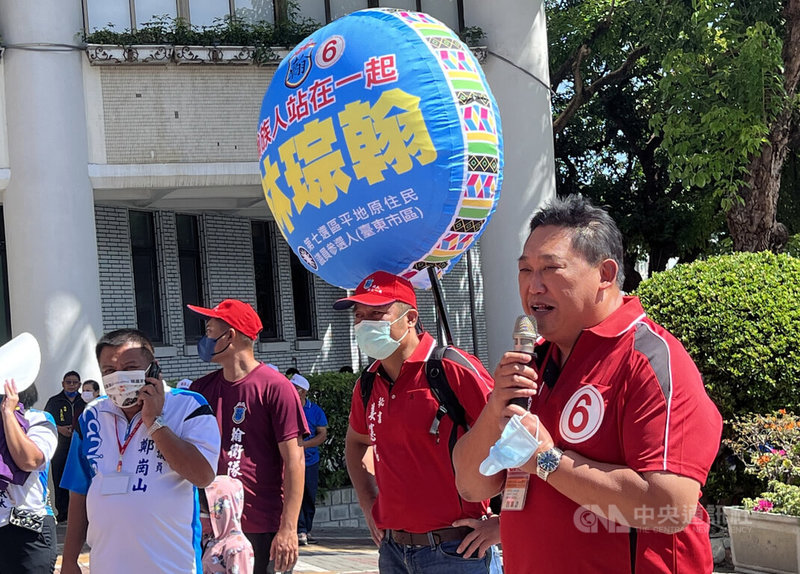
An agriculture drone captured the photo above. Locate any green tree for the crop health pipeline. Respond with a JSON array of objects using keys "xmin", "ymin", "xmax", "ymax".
[
  {"xmin": 547, "ymin": 0, "xmax": 800, "ymax": 256},
  {"xmin": 656, "ymin": 0, "xmax": 800, "ymax": 252},
  {"xmin": 548, "ymin": 0, "xmax": 721, "ymax": 275}
]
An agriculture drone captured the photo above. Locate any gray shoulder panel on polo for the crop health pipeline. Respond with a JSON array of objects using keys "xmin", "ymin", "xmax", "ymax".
[{"xmin": 633, "ymin": 323, "xmax": 672, "ymax": 402}]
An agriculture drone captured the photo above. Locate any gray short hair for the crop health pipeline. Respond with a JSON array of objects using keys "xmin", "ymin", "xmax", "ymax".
[{"xmin": 529, "ymin": 194, "xmax": 625, "ymax": 288}]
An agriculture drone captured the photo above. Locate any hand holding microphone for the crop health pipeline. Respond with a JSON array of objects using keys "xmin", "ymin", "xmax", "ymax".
[
  {"xmin": 479, "ymin": 315, "xmax": 542, "ymax": 476},
  {"xmin": 508, "ymin": 315, "xmax": 538, "ymax": 409}
]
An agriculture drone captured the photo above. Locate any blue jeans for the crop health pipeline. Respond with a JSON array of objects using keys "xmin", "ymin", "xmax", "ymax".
[
  {"xmin": 298, "ymin": 461, "xmax": 319, "ymax": 534},
  {"xmin": 378, "ymin": 535, "xmax": 503, "ymax": 574}
]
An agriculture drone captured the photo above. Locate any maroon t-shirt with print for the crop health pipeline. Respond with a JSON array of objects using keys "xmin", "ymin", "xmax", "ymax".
[{"xmin": 192, "ymin": 363, "xmax": 308, "ymax": 533}]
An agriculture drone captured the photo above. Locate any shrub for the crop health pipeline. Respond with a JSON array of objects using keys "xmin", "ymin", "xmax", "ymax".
[
  {"xmin": 306, "ymin": 371, "xmax": 359, "ymax": 491},
  {"xmin": 635, "ymin": 252, "xmax": 800, "ymax": 506},
  {"xmin": 636, "ymin": 252, "xmax": 800, "ymax": 421},
  {"xmin": 727, "ymin": 409, "xmax": 800, "ymax": 486},
  {"xmin": 743, "ymin": 481, "xmax": 800, "ymax": 516},
  {"xmin": 727, "ymin": 409, "xmax": 800, "ymax": 516}
]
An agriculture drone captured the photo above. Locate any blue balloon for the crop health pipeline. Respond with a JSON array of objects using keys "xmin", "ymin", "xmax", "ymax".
[{"xmin": 258, "ymin": 8, "xmax": 503, "ymax": 289}]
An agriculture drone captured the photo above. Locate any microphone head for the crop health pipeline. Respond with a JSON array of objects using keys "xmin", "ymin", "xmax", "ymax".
[
  {"xmin": 512, "ymin": 315, "xmax": 538, "ymax": 354},
  {"xmin": 512, "ymin": 315, "xmax": 538, "ymax": 341}
]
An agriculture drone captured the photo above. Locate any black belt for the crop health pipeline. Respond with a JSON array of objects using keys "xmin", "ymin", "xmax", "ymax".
[{"xmin": 388, "ymin": 526, "xmax": 473, "ymax": 547}]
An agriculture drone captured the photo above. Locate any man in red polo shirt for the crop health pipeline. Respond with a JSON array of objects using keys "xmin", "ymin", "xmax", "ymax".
[
  {"xmin": 453, "ymin": 195, "xmax": 723, "ymax": 573},
  {"xmin": 336, "ymin": 271, "xmax": 502, "ymax": 574}
]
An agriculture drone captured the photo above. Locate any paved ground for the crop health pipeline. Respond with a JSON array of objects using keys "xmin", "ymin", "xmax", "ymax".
[
  {"xmin": 53, "ymin": 523, "xmax": 379, "ymax": 574},
  {"xmin": 53, "ymin": 522, "xmax": 736, "ymax": 573}
]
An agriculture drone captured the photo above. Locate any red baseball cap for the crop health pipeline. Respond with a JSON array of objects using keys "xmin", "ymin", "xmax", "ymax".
[
  {"xmin": 333, "ymin": 271, "xmax": 417, "ymax": 310},
  {"xmin": 187, "ymin": 299, "xmax": 263, "ymax": 339}
]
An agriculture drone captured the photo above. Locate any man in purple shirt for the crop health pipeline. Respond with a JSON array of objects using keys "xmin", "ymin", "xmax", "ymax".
[{"xmin": 190, "ymin": 299, "xmax": 308, "ymax": 573}]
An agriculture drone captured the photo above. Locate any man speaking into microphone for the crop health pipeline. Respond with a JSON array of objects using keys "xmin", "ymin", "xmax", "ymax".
[{"xmin": 453, "ymin": 195, "xmax": 722, "ymax": 574}]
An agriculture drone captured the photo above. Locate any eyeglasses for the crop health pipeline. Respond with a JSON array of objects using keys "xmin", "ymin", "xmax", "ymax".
[{"xmin": 63, "ymin": 380, "xmax": 80, "ymax": 385}]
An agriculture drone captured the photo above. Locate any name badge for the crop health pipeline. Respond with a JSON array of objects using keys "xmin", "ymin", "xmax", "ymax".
[
  {"xmin": 101, "ymin": 473, "xmax": 132, "ymax": 495},
  {"xmin": 501, "ymin": 469, "xmax": 530, "ymax": 511}
]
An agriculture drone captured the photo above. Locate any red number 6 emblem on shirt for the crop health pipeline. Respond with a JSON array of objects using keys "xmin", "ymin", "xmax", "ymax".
[{"xmin": 559, "ymin": 386, "xmax": 605, "ymax": 444}]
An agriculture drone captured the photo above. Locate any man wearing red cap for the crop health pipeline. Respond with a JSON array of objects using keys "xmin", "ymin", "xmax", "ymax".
[
  {"xmin": 189, "ymin": 299, "xmax": 308, "ymax": 574},
  {"xmin": 334, "ymin": 271, "xmax": 502, "ymax": 574}
]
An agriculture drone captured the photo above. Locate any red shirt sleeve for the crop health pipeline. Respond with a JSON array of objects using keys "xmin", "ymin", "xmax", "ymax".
[
  {"xmin": 267, "ymin": 377, "xmax": 310, "ymax": 442},
  {"xmin": 621, "ymin": 340, "xmax": 722, "ymax": 484},
  {"xmin": 348, "ymin": 378, "xmax": 368, "ymax": 435}
]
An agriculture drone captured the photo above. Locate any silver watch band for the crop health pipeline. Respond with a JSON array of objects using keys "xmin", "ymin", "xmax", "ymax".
[{"xmin": 148, "ymin": 415, "xmax": 167, "ymax": 437}]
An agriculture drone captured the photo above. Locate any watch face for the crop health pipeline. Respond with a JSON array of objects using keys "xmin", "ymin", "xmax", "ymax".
[{"xmin": 539, "ymin": 450, "xmax": 560, "ymax": 472}]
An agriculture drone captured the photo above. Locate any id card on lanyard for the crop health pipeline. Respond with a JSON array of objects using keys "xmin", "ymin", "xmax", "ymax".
[
  {"xmin": 501, "ymin": 469, "xmax": 530, "ymax": 511},
  {"xmin": 103, "ymin": 418, "xmax": 143, "ymax": 496}
]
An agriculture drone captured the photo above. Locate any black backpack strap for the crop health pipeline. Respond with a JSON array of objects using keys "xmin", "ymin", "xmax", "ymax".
[
  {"xmin": 359, "ymin": 360, "xmax": 380, "ymax": 411},
  {"xmin": 426, "ymin": 346, "xmax": 471, "ymax": 460}
]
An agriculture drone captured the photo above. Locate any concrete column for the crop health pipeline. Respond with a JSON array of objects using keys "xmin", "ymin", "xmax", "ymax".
[
  {"xmin": 465, "ymin": 0, "xmax": 557, "ymax": 369},
  {"xmin": 0, "ymin": 0, "xmax": 104, "ymax": 402}
]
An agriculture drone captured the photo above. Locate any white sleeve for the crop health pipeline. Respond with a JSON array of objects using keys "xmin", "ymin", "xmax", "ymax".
[
  {"xmin": 172, "ymin": 392, "xmax": 221, "ymax": 471},
  {"xmin": 26, "ymin": 411, "xmax": 58, "ymax": 470}
]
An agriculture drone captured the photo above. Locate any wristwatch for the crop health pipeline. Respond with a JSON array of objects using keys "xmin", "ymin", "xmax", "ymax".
[
  {"xmin": 536, "ymin": 447, "xmax": 563, "ymax": 481},
  {"xmin": 148, "ymin": 415, "xmax": 167, "ymax": 437}
]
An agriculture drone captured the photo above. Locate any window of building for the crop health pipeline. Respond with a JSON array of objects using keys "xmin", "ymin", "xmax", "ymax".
[
  {"xmin": 325, "ymin": 0, "xmax": 462, "ymax": 29},
  {"xmin": 84, "ymin": 0, "xmax": 462, "ymax": 34},
  {"xmin": 129, "ymin": 211, "xmax": 164, "ymax": 343},
  {"xmin": 0, "ymin": 209, "xmax": 12, "ymax": 345},
  {"xmin": 135, "ymin": 0, "xmax": 178, "ymax": 27},
  {"xmin": 251, "ymin": 221, "xmax": 280, "ymax": 340},
  {"xmin": 84, "ymin": 0, "xmax": 270, "ymax": 31},
  {"xmin": 289, "ymin": 250, "xmax": 316, "ymax": 339},
  {"xmin": 176, "ymin": 214, "xmax": 205, "ymax": 343}
]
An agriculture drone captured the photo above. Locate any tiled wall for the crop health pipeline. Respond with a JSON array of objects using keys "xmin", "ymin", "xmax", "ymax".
[
  {"xmin": 94, "ymin": 205, "xmax": 489, "ymax": 382},
  {"xmin": 100, "ymin": 66, "xmax": 276, "ymax": 164}
]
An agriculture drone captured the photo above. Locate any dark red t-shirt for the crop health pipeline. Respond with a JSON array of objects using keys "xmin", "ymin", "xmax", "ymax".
[
  {"xmin": 192, "ymin": 363, "xmax": 309, "ymax": 533},
  {"xmin": 349, "ymin": 333, "xmax": 494, "ymax": 532},
  {"xmin": 500, "ymin": 297, "xmax": 723, "ymax": 574}
]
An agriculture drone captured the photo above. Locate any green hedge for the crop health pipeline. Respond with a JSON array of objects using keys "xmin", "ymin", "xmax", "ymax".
[
  {"xmin": 305, "ymin": 371, "xmax": 359, "ymax": 491},
  {"xmin": 636, "ymin": 251, "xmax": 800, "ymax": 504},
  {"xmin": 636, "ymin": 252, "xmax": 800, "ymax": 419}
]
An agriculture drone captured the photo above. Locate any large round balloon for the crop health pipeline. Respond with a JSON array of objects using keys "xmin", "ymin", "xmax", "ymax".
[
  {"xmin": 258, "ymin": 8, "xmax": 503, "ymax": 288},
  {"xmin": 0, "ymin": 332, "xmax": 41, "ymax": 395}
]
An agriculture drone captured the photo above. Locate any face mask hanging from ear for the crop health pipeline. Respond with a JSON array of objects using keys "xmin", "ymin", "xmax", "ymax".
[
  {"xmin": 354, "ymin": 310, "xmax": 410, "ymax": 360},
  {"xmin": 197, "ymin": 332, "xmax": 232, "ymax": 362}
]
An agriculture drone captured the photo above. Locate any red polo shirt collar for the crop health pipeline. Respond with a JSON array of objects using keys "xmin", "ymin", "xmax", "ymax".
[{"xmin": 584, "ymin": 296, "xmax": 647, "ymax": 339}]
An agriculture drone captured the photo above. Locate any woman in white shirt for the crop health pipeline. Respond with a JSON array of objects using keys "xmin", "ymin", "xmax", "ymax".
[{"xmin": 0, "ymin": 381, "xmax": 58, "ymax": 574}]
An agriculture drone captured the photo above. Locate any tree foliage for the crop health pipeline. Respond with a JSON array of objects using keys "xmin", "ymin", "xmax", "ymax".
[
  {"xmin": 547, "ymin": 0, "xmax": 800, "ymax": 257},
  {"xmin": 548, "ymin": 0, "xmax": 724, "ymax": 276}
]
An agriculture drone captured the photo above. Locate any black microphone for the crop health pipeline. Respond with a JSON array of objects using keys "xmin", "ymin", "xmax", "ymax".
[{"xmin": 509, "ymin": 315, "xmax": 538, "ymax": 409}]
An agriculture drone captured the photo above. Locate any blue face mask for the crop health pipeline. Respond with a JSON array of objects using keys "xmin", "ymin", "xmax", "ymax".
[
  {"xmin": 479, "ymin": 413, "xmax": 541, "ymax": 476},
  {"xmin": 197, "ymin": 332, "xmax": 231, "ymax": 362},
  {"xmin": 64, "ymin": 390, "xmax": 79, "ymax": 398}
]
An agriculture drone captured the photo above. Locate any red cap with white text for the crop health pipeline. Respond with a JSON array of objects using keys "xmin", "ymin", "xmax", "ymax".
[{"xmin": 333, "ymin": 271, "xmax": 417, "ymax": 310}]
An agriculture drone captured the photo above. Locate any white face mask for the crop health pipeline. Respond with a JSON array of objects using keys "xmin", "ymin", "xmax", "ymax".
[
  {"xmin": 81, "ymin": 391, "xmax": 96, "ymax": 403},
  {"xmin": 354, "ymin": 310, "xmax": 410, "ymax": 360},
  {"xmin": 102, "ymin": 370, "xmax": 147, "ymax": 409}
]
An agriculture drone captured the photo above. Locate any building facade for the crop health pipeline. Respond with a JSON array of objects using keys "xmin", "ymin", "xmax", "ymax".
[{"xmin": 0, "ymin": 0, "xmax": 555, "ymax": 401}]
